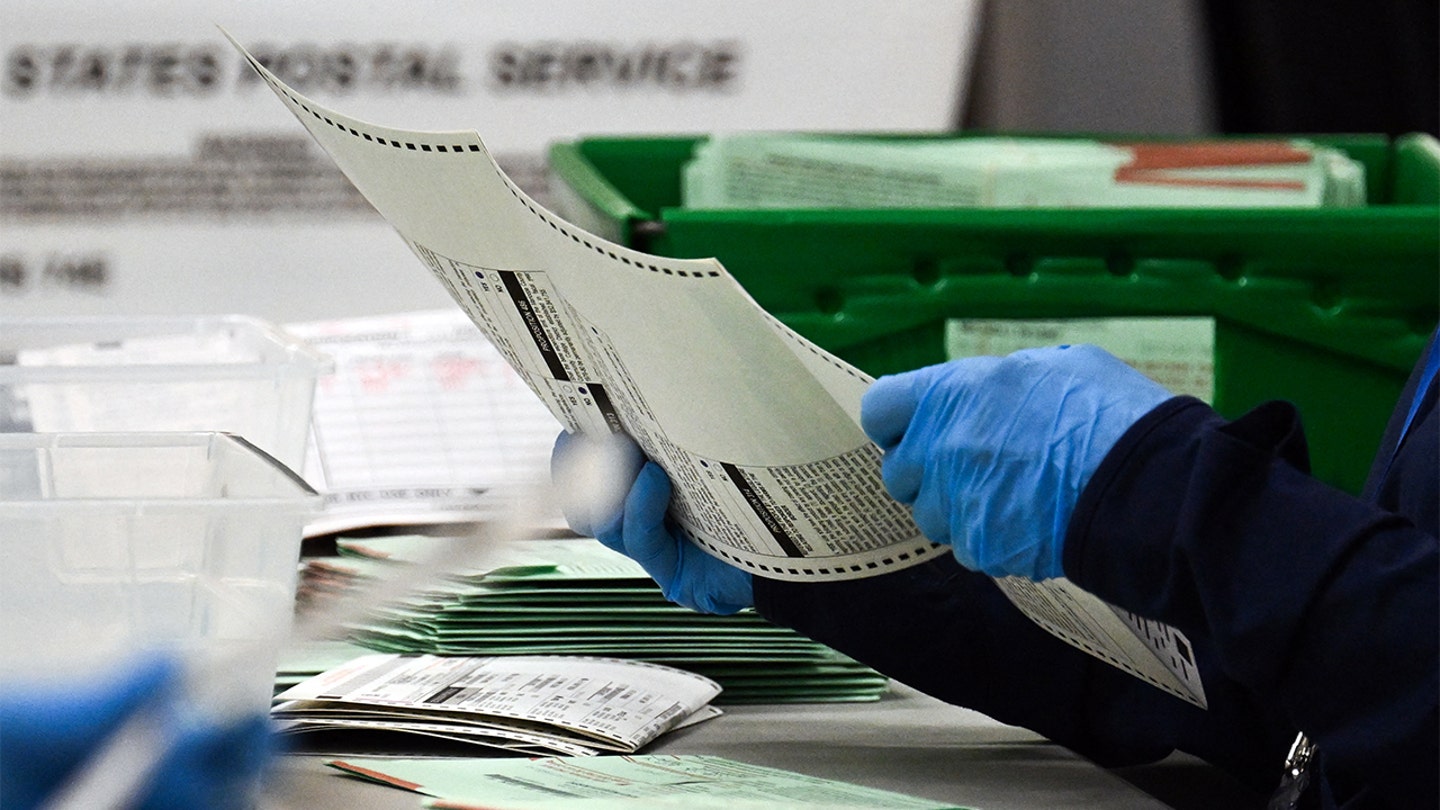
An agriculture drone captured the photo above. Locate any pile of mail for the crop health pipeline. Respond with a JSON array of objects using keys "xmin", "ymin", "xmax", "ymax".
[
  {"xmin": 274, "ymin": 652, "xmax": 721, "ymax": 756},
  {"xmin": 294, "ymin": 536, "xmax": 890, "ymax": 705},
  {"xmin": 683, "ymin": 134, "xmax": 1366, "ymax": 209}
]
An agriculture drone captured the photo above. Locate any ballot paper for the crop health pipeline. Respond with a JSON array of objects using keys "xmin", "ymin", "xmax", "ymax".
[
  {"xmin": 273, "ymin": 653, "xmax": 722, "ymax": 757},
  {"xmin": 228, "ymin": 32, "xmax": 945, "ymax": 582},
  {"xmin": 234, "ymin": 35, "xmax": 1207, "ymax": 710},
  {"xmin": 298, "ymin": 536, "xmax": 891, "ymax": 704},
  {"xmin": 682, "ymin": 134, "xmax": 1367, "ymax": 209},
  {"xmin": 324, "ymin": 754, "xmax": 969, "ymax": 809},
  {"xmin": 287, "ymin": 309, "xmax": 564, "ymax": 536}
]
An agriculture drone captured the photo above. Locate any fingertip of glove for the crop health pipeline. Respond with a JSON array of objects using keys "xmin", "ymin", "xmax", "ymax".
[
  {"xmin": 629, "ymin": 463, "xmax": 673, "ymax": 523},
  {"xmin": 861, "ymin": 372, "xmax": 926, "ymax": 447},
  {"xmin": 593, "ymin": 525, "xmax": 627, "ymax": 553},
  {"xmin": 633, "ymin": 461, "xmax": 671, "ymax": 494}
]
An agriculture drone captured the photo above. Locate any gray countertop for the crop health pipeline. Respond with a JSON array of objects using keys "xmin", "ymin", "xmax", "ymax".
[{"xmin": 262, "ymin": 682, "xmax": 1258, "ymax": 809}]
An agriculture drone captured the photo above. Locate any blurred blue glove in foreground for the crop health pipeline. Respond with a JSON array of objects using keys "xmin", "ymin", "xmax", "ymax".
[
  {"xmin": 861, "ymin": 344, "xmax": 1172, "ymax": 581},
  {"xmin": 552, "ymin": 431, "xmax": 754, "ymax": 614},
  {"xmin": 0, "ymin": 655, "xmax": 274, "ymax": 810}
]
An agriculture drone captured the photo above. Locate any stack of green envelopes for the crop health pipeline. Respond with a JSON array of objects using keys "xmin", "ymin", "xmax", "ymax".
[
  {"xmin": 296, "ymin": 536, "xmax": 889, "ymax": 704},
  {"xmin": 682, "ymin": 134, "xmax": 1367, "ymax": 209}
]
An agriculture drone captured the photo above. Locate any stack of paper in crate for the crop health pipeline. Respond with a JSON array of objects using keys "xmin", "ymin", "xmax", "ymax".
[
  {"xmin": 682, "ymin": 134, "xmax": 1368, "ymax": 210},
  {"xmin": 295, "ymin": 536, "xmax": 889, "ymax": 704}
]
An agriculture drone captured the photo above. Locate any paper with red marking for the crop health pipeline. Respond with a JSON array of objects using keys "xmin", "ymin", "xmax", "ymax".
[{"xmin": 681, "ymin": 134, "xmax": 1365, "ymax": 208}]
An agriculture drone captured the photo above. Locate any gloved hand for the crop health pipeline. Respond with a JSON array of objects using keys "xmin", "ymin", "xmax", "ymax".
[
  {"xmin": 0, "ymin": 654, "xmax": 275, "ymax": 810},
  {"xmin": 552, "ymin": 430, "xmax": 754, "ymax": 614},
  {"xmin": 861, "ymin": 344, "xmax": 1172, "ymax": 581}
]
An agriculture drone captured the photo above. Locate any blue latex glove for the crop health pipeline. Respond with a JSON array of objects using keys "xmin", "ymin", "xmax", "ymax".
[
  {"xmin": 861, "ymin": 344, "xmax": 1172, "ymax": 581},
  {"xmin": 0, "ymin": 655, "xmax": 275, "ymax": 810},
  {"xmin": 552, "ymin": 431, "xmax": 754, "ymax": 614}
]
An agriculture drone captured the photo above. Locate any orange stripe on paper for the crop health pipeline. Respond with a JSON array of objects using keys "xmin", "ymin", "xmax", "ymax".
[
  {"xmin": 1109, "ymin": 140, "xmax": 1312, "ymax": 190},
  {"xmin": 327, "ymin": 760, "xmax": 424, "ymax": 791},
  {"xmin": 1111, "ymin": 141, "xmax": 1311, "ymax": 170}
]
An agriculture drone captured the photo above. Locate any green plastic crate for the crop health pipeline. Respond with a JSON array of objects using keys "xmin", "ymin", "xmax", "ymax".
[{"xmin": 549, "ymin": 133, "xmax": 1440, "ymax": 494}]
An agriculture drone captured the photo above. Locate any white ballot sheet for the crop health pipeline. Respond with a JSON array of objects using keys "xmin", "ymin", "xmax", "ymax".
[
  {"xmin": 274, "ymin": 653, "xmax": 721, "ymax": 756},
  {"xmin": 233, "ymin": 35, "xmax": 1205, "ymax": 709},
  {"xmin": 993, "ymin": 577, "xmax": 1206, "ymax": 707},
  {"xmin": 226, "ymin": 32, "xmax": 942, "ymax": 582}
]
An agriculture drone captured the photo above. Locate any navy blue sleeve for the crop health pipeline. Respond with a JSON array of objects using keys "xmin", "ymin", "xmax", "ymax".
[
  {"xmin": 753, "ymin": 556, "xmax": 1171, "ymax": 765},
  {"xmin": 1063, "ymin": 397, "xmax": 1438, "ymax": 808},
  {"xmin": 753, "ymin": 551, "xmax": 1293, "ymax": 791}
]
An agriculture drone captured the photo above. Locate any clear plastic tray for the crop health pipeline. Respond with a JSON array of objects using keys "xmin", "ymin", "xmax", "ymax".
[
  {"xmin": 0, "ymin": 431, "xmax": 319, "ymax": 714},
  {"xmin": 0, "ymin": 314, "xmax": 329, "ymax": 474}
]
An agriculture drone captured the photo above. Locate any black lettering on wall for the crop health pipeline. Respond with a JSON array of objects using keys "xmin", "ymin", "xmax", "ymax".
[
  {"xmin": 41, "ymin": 253, "xmax": 108, "ymax": 292},
  {"xmin": 234, "ymin": 43, "xmax": 464, "ymax": 95},
  {"xmin": 0, "ymin": 254, "xmax": 25, "ymax": 289},
  {"xmin": 488, "ymin": 40, "xmax": 743, "ymax": 93},
  {"xmin": 2, "ymin": 41, "xmax": 467, "ymax": 98},
  {"xmin": 2, "ymin": 43, "xmax": 225, "ymax": 98}
]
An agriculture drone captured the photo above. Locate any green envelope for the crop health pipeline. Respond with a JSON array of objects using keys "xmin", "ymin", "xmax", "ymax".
[{"xmin": 290, "ymin": 536, "xmax": 890, "ymax": 704}]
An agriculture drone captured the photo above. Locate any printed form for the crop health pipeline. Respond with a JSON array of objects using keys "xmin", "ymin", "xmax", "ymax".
[
  {"xmin": 275, "ymin": 653, "xmax": 721, "ymax": 756},
  {"xmin": 288, "ymin": 309, "xmax": 563, "ymax": 536},
  {"xmin": 231, "ymin": 34, "xmax": 1206, "ymax": 709},
  {"xmin": 226, "ymin": 34, "xmax": 941, "ymax": 583}
]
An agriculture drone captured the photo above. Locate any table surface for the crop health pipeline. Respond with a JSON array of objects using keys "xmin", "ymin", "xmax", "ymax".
[{"xmin": 258, "ymin": 682, "xmax": 1263, "ymax": 809}]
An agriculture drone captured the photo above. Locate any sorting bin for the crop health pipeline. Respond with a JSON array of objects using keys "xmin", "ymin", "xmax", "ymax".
[
  {"xmin": 0, "ymin": 315, "xmax": 329, "ymax": 475},
  {"xmin": 0, "ymin": 431, "xmax": 320, "ymax": 715},
  {"xmin": 549, "ymin": 133, "xmax": 1440, "ymax": 493}
]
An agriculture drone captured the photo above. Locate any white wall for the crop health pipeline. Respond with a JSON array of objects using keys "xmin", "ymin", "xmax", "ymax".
[{"xmin": 1, "ymin": 1, "xmax": 981, "ymax": 323}]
